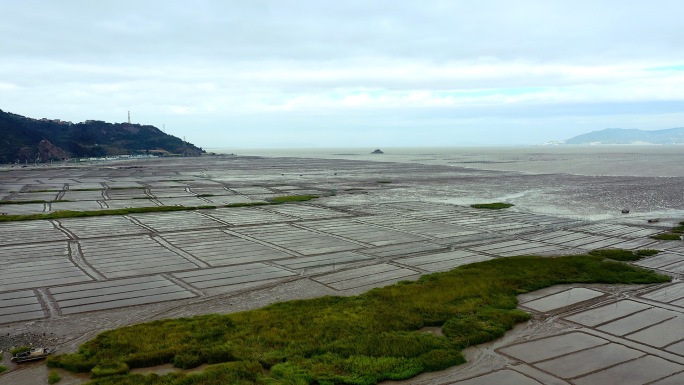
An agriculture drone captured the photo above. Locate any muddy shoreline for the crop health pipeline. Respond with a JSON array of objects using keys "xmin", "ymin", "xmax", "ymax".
[{"xmin": 1, "ymin": 154, "xmax": 683, "ymax": 384}]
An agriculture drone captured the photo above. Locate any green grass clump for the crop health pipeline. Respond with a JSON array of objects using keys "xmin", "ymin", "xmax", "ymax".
[
  {"xmin": 635, "ymin": 249, "xmax": 660, "ymax": 257},
  {"xmin": 652, "ymin": 233, "xmax": 683, "ymax": 241},
  {"xmin": 651, "ymin": 221, "xmax": 684, "ymax": 241},
  {"xmin": 48, "ymin": 371, "xmax": 62, "ymax": 384},
  {"xmin": 671, "ymin": 221, "xmax": 684, "ymax": 233},
  {"xmin": 0, "ymin": 365, "xmax": 6, "ymax": 374},
  {"xmin": 269, "ymin": 195, "xmax": 318, "ymax": 204},
  {"xmin": 0, "ymin": 200, "xmax": 52, "ymax": 205},
  {"xmin": 470, "ymin": 202, "xmax": 514, "ymax": 210},
  {"xmin": 224, "ymin": 202, "xmax": 269, "ymax": 208},
  {"xmin": 10, "ymin": 346, "xmax": 31, "ymax": 355},
  {"xmin": 91, "ymin": 362, "xmax": 129, "ymax": 379},
  {"xmin": 588, "ymin": 249, "xmax": 653, "ymax": 261},
  {"xmin": 0, "ymin": 205, "xmax": 217, "ymax": 222},
  {"xmin": 48, "ymin": 254, "xmax": 668, "ymax": 384},
  {"xmin": 0, "ymin": 195, "xmax": 319, "ymax": 222}
]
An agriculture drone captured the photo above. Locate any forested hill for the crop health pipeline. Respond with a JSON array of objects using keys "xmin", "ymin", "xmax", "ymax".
[
  {"xmin": 0, "ymin": 109, "xmax": 204, "ymax": 163},
  {"xmin": 564, "ymin": 127, "xmax": 684, "ymax": 145}
]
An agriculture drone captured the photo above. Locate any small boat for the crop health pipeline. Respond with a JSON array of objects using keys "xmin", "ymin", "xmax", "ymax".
[
  {"xmin": 648, "ymin": 218, "xmax": 661, "ymax": 223},
  {"xmin": 621, "ymin": 208, "xmax": 630, "ymax": 214},
  {"xmin": 11, "ymin": 347, "xmax": 54, "ymax": 363},
  {"xmin": 371, "ymin": 149, "xmax": 384, "ymax": 154}
]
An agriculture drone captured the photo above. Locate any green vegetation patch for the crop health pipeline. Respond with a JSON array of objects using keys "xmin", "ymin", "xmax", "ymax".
[
  {"xmin": 470, "ymin": 202, "xmax": 515, "ymax": 210},
  {"xmin": 48, "ymin": 371, "xmax": 62, "ymax": 384},
  {"xmin": 635, "ymin": 249, "xmax": 661, "ymax": 257},
  {"xmin": 589, "ymin": 249, "xmax": 659, "ymax": 261},
  {"xmin": 672, "ymin": 221, "xmax": 684, "ymax": 233},
  {"xmin": 269, "ymin": 195, "xmax": 319, "ymax": 204},
  {"xmin": 0, "ymin": 195, "xmax": 319, "ymax": 222},
  {"xmin": 224, "ymin": 202, "xmax": 269, "ymax": 208},
  {"xmin": 0, "ymin": 205, "xmax": 216, "ymax": 222},
  {"xmin": 0, "ymin": 365, "xmax": 6, "ymax": 374},
  {"xmin": 0, "ymin": 200, "xmax": 52, "ymax": 205},
  {"xmin": 48, "ymin": 253, "xmax": 668, "ymax": 385},
  {"xmin": 650, "ymin": 221, "xmax": 684, "ymax": 240},
  {"xmin": 91, "ymin": 362, "xmax": 129, "ymax": 379},
  {"xmin": 652, "ymin": 233, "xmax": 682, "ymax": 241},
  {"xmin": 10, "ymin": 346, "xmax": 31, "ymax": 355}
]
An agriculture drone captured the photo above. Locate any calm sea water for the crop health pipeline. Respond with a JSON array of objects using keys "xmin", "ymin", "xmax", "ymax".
[{"xmin": 206, "ymin": 146, "xmax": 684, "ymax": 177}]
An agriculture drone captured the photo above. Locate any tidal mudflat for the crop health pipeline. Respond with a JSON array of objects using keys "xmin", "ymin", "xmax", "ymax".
[{"xmin": 1, "ymin": 151, "xmax": 684, "ymax": 384}]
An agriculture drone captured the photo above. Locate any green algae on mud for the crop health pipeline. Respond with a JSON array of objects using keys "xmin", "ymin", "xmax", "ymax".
[
  {"xmin": 48, "ymin": 253, "xmax": 669, "ymax": 385},
  {"xmin": 470, "ymin": 202, "xmax": 514, "ymax": 210},
  {"xmin": 0, "ymin": 195, "xmax": 319, "ymax": 222}
]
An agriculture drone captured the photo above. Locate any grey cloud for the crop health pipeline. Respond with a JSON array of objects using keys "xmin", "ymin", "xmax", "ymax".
[
  {"xmin": 4, "ymin": 0, "xmax": 684, "ymax": 63},
  {"xmin": 2, "ymin": 0, "xmax": 684, "ymax": 148}
]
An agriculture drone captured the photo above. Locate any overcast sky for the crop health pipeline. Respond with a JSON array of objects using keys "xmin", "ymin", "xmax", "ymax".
[{"xmin": 2, "ymin": 1, "xmax": 683, "ymax": 148}]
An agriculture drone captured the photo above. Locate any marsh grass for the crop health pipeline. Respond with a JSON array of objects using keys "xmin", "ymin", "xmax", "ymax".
[
  {"xmin": 224, "ymin": 202, "xmax": 268, "ymax": 208},
  {"xmin": 0, "ymin": 195, "xmax": 318, "ymax": 222},
  {"xmin": 48, "ymin": 253, "xmax": 669, "ymax": 385},
  {"xmin": 91, "ymin": 362, "xmax": 130, "ymax": 379},
  {"xmin": 652, "ymin": 233, "xmax": 682, "ymax": 240},
  {"xmin": 0, "ymin": 365, "xmax": 6, "ymax": 374},
  {"xmin": 651, "ymin": 221, "xmax": 684, "ymax": 240},
  {"xmin": 48, "ymin": 371, "xmax": 62, "ymax": 384},
  {"xmin": 10, "ymin": 346, "xmax": 31, "ymax": 355},
  {"xmin": 470, "ymin": 202, "xmax": 514, "ymax": 209},
  {"xmin": 268, "ymin": 195, "xmax": 318, "ymax": 203},
  {"xmin": 674, "ymin": 222, "xmax": 684, "ymax": 232},
  {"xmin": 651, "ymin": 222, "xmax": 684, "ymax": 240},
  {"xmin": 0, "ymin": 206, "xmax": 216, "ymax": 222},
  {"xmin": 589, "ymin": 249, "xmax": 659, "ymax": 261},
  {"xmin": 635, "ymin": 249, "xmax": 661, "ymax": 257},
  {"xmin": 0, "ymin": 200, "xmax": 57, "ymax": 205}
]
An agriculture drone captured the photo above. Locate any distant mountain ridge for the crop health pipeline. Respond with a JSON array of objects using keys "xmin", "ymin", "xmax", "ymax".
[
  {"xmin": 565, "ymin": 127, "xmax": 684, "ymax": 145},
  {"xmin": 0, "ymin": 109, "xmax": 204, "ymax": 163}
]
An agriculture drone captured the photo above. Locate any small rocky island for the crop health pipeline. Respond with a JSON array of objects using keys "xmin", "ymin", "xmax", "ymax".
[{"xmin": 371, "ymin": 148, "xmax": 384, "ymax": 154}]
